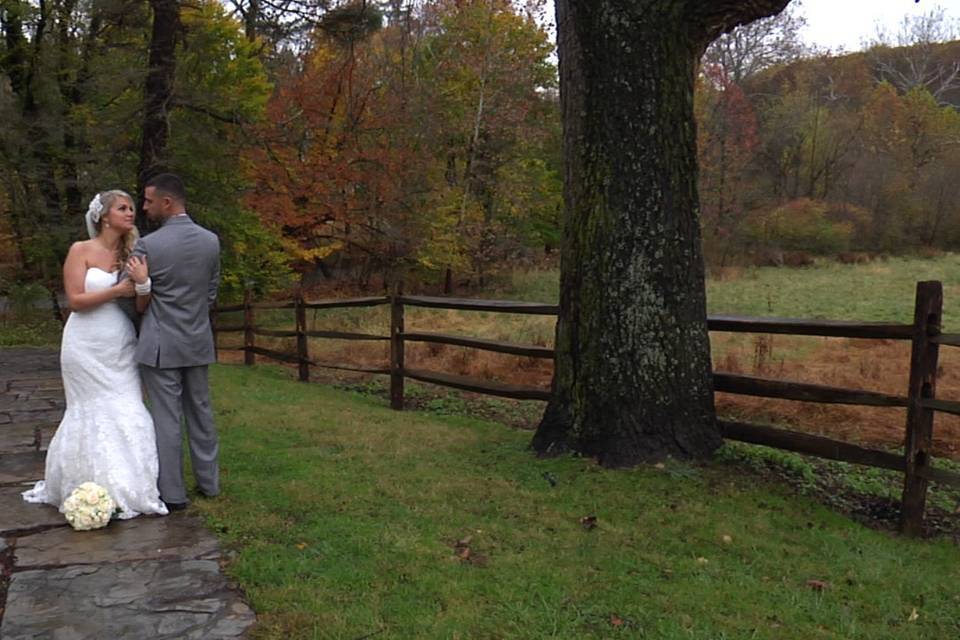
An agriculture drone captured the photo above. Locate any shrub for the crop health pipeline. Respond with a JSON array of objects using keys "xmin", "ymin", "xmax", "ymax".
[
  {"xmin": 746, "ymin": 198, "xmax": 855, "ymax": 255},
  {"xmin": 8, "ymin": 281, "xmax": 51, "ymax": 317}
]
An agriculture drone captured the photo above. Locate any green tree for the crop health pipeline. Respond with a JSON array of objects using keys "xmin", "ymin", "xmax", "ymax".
[
  {"xmin": 0, "ymin": 0, "xmax": 287, "ymax": 302},
  {"xmin": 416, "ymin": 0, "xmax": 556, "ymax": 285},
  {"xmin": 171, "ymin": 1, "xmax": 288, "ymax": 298}
]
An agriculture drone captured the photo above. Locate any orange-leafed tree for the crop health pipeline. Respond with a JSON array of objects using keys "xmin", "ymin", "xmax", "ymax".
[
  {"xmin": 246, "ymin": 3, "xmax": 426, "ymax": 286},
  {"xmin": 696, "ymin": 64, "xmax": 761, "ymax": 266},
  {"xmin": 246, "ymin": 0, "xmax": 557, "ymax": 288}
]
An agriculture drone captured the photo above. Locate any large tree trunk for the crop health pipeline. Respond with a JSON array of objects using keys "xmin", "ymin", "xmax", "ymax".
[
  {"xmin": 136, "ymin": 0, "xmax": 180, "ymax": 230},
  {"xmin": 533, "ymin": 0, "xmax": 791, "ymax": 466}
]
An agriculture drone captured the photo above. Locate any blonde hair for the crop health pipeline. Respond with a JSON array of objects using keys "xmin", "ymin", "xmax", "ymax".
[{"xmin": 96, "ymin": 190, "xmax": 139, "ymax": 269}]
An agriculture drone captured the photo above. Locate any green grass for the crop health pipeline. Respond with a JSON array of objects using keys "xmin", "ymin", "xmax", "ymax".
[
  {"xmin": 705, "ymin": 256, "xmax": 960, "ymax": 328},
  {"xmin": 196, "ymin": 364, "xmax": 960, "ymax": 640},
  {"xmin": 0, "ymin": 314, "xmax": 63, "ymax": 347},
  {"xmin": 506, "ymin": 255, "xmax": 960, "ymax": 328}
]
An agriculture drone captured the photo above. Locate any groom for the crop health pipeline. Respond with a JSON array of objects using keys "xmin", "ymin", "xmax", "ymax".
[{"xmin": 131, "ymin": 173, "xmax": 221, "ymax": 511}]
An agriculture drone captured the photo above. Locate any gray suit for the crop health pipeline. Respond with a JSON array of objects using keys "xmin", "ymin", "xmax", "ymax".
[{"xmin": 133, "ymin": 214, "xmax": 221, "ymax": 504}]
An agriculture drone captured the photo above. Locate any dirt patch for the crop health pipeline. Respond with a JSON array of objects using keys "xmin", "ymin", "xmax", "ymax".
[{"xmin": 729, "ymin": 452, "xmax": 960, "ymax": 539}]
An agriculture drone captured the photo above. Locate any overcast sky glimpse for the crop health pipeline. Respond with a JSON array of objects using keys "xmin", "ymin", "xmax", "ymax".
[
  {"xmin": 799, "ymin": 0, "xmax": 957, "ymax": 52},
  {"xmin": 537, "ymin": 1, "xmax": 959, "ymax": 54}
]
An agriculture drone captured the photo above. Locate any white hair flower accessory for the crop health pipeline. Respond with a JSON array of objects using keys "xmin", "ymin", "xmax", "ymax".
[{"xmin": 84, "ymin": 193, "xmax": 105, "ymax": 239}]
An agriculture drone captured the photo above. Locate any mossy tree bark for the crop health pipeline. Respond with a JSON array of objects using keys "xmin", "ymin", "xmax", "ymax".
[{"xmin": 533, "ymin": 0, "xmax": 791, "ymax": 465}]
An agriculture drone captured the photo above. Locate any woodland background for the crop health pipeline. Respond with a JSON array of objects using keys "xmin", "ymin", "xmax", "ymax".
[{"xmin": 1, "ymin": 0, "xmax": 959, "ymax": 306}]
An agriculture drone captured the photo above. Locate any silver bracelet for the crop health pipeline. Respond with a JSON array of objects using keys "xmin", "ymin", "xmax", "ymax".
[{"xmin": 135, "ymin": 277, "xmax": 152, "ymax": 295}]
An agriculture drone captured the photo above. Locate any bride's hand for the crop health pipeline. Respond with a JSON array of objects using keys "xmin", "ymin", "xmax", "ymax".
[
  {"xmin": 127, "ymin": 256, "xmax": 149, "ymax": 284},
  {"xmin": 114, "ymin": 278, "xmax": 136, "ymax": 298}
]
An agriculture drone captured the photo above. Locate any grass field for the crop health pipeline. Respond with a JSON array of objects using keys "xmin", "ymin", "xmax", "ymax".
[
  {"xmin": 212, "ymin": 255, "xmax": 960, "ymax": 458},
  {"xmin": 502, "ymin": 255, "xmax": 960, "ymax": 326},
  {"xmin": 194, "ymin": 364, "xmax": 960, "ymax": 640}
]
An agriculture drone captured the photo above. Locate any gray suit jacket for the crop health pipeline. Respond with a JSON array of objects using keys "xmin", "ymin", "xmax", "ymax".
[{"xmin": 132, "ymin": 215, "xmax": 220, "ymax": 368}]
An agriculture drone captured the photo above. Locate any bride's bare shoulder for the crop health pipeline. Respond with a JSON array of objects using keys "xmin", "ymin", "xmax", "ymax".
[
  {"xmin": 67, "ymin": 240, "xmax": 94, "ymax": 253},
  {"xmin": 65, "ymin": 240, "xmax": 94, "ymax": 263}
]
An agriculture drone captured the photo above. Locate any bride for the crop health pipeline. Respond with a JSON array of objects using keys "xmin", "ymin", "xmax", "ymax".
[{"xmin": 22, "ymin": 190, "xmax": 168, "ymax": 519}]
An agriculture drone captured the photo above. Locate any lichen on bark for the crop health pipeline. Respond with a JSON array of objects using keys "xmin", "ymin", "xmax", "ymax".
[{"xmin": 533, "ymin": 0, "xmax": 793, "ymax": 465}]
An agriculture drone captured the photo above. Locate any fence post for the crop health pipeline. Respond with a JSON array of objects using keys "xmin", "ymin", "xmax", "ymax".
[
  {"xmin": 390, "ymin": 281, "xmax": 405, "ymax": 410},
  {"xmin": 296, "ymin": 293, "xmax": 310, "ymax": 382},
  {"xmin": 900, "ymin": 280, "xmax": 942, "ymax": 536},
  {"xmin": 243, "ymin": 287, "xmax": 255, "ymax": 366}
]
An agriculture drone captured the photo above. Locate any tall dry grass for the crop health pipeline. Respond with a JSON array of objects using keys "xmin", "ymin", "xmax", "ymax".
[{"xmin": 216, "ymin": 258, "xmax": 960, "ymax": 460}]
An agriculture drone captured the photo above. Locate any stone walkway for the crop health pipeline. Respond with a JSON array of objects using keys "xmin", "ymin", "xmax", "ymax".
[{"xmin": 0, "ymin": 348, "xmax": 256, "ymax": 639}]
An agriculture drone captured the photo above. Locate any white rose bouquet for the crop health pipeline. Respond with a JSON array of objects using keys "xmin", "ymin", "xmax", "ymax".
[{"xmin": 62, "ymin": 482, "xmax": 117, "ymax": 531}]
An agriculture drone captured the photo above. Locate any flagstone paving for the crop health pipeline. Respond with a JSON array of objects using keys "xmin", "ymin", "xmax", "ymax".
[{"xmin": 0, "ymin": 348, "xmax": 255, "ymax": 639}]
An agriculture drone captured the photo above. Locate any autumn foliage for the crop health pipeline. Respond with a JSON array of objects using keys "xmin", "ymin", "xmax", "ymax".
[
  {"xmin": 245, "ymin": 0, "xmax": 558, "ymax": 289},
  {"xmin": 696, "ymin": 35, "xmax": 960, "ymax": 265}
]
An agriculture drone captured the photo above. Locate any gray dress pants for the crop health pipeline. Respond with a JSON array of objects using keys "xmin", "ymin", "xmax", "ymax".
[{"xmin": 140, "ymin": 364, "xmax": 219, "ymax": 504}]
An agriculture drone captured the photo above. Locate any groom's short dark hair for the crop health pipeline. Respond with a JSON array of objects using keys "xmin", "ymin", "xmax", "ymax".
[{"xmin": 146, "ymin": 173, "xmax": 187, "ymax": 205}]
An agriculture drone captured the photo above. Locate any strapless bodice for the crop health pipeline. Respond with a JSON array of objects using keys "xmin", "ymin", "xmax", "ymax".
[{"xmin": 84, "ymin": 267, "xmax": 119, "ymax": 293}]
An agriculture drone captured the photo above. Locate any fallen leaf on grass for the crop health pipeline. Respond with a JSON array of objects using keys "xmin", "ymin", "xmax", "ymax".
[
  {"xmin": 295, "ymin": 542, "xmax": 307, "ymax": 550},
  {"xmin": 452, "ymin": 535, "xmax": 488, "ymax": 567},
  {"xmin": 610, "ymin": 615, "xmax": 623, "ymax": 627},
  {"xmin": 580, "ymin": 515, "xmax": 598, "ymax": 531},
  {"xmin": 806, "ymin": 579, "xmax": 830, "ymax": 591},
  {"xmin": 908, "ymin": 608, "xmax": 919, "ymax": 622},
  {"xmin": 454, "ymin": 536, "xmax": 472, "ymax": 560}
]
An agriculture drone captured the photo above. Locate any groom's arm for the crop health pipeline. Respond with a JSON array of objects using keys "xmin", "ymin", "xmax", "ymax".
[{"xmin": 208, "ymin": 239, "xmax": 221, "ymax": 309}]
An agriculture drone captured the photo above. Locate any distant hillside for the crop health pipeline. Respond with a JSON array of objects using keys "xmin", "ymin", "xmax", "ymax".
[
  {"xmin": 746, "ymin": 39, "xmax": 960, "ymax": 108},
  {"xmin": 696, "ymin": 38, "xmax": 960, "ymax": 265}
]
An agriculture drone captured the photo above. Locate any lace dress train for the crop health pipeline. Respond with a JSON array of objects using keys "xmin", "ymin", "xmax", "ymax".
[{"xmin": 22, "ymin": 268, "xmax": 168, "ymax": 519}]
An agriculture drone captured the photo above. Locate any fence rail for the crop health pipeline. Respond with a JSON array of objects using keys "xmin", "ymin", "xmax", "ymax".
[
  {"xmin": 399, "ymin": 295, "xmax": 558, "ymax": 315},
  {"xmin": 402, "ymin": 331, "xmax": 555, "ymax": 359},
  {"xmin": 713, "ymin": 373, "xmax": 909, "ymax": 408},
  {"xmin": 705, "ymin": 316, "xmax": 915, "ymax": 340},
  {"xmin": 212, "ymin": 280, "xmax": 960, "ymax": 535}
]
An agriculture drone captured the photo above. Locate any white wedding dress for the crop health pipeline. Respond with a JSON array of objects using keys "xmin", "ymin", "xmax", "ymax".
[{"xmin": 22, "ymin": 267, "xmax": 168, "ymax": 518}]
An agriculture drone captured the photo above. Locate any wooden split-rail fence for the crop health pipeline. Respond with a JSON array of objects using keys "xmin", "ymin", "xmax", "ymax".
[{"xmin": 212, "ymin": 281, "xmax": 960, "ymax": 536}]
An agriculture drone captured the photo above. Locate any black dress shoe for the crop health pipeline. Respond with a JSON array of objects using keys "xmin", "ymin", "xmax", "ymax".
[{"xmin": 163, "ymin": 501, "xmax": 188, "ymax": 512}]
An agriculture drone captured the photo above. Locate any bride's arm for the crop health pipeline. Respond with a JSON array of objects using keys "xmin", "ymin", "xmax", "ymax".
[
  {"xmin": 63, "ymin": 243, "xmax": 135, "ymax": 312},
  {"xmin": 129, "ymin": 242, "xmax": 152, "ymax": 314},
  {"xmin": 135, "ymin": 289, "xmax": 151, "ymax": 314}
]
